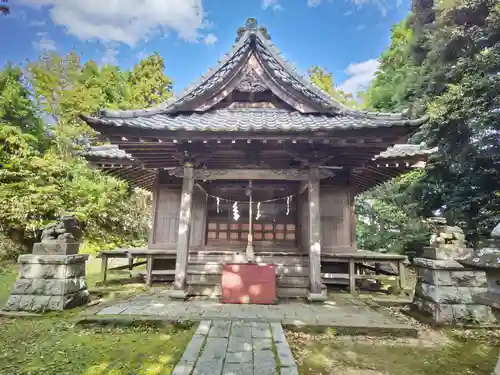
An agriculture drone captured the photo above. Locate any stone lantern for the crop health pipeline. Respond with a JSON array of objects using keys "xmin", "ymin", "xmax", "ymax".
[{"xmin": 456, "ymin": 223, "xmax": 500, "ymax": 374}]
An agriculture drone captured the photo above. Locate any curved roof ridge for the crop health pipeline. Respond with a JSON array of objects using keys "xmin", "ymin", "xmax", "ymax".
[{"xmin": 99, "ymin": 30, "xmax": 253, "ymax": 119}]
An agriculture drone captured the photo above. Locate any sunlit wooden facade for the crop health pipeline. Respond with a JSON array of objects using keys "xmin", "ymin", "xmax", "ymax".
[{"xmin": 82, "ymin": 19, "xmax": 431, "ymax": 300}]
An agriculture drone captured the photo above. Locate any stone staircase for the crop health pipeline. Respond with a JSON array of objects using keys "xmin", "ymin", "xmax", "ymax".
[{"xmin": 186, "ymin": 246, "xmax": 310, "ymax": 299}]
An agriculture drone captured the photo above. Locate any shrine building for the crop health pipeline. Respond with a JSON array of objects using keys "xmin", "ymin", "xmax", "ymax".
[{"xmin": 82, "ymin": 18, "xmax": 432, "ymax": 302}]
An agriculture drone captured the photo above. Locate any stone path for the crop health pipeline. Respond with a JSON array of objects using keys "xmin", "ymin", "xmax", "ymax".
[
  {"xmin": 94, "ymin": 291, "xmax": 416, "ymax": 335},
  {"xmin": 172, "ymin": 320, "xmax": 297, "ymax": 375}
]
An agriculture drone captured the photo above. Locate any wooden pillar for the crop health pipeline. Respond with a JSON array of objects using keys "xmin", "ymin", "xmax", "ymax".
[
  {"xmin": 308, "ymin": 168, "xmax": 324, "ymax": 301},
  {"xmin": 173, "ymin": 163, "xmax": 195, "ymax": 294}
]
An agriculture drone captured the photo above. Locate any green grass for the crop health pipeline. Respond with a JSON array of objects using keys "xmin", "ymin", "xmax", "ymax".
[
  {"xmin": 287, "ymin": 330, "xmax": 500, "ymax": 375},
  {"xmin": 0, "ymin": 261, "xmax": 195, "ymax": 375}
]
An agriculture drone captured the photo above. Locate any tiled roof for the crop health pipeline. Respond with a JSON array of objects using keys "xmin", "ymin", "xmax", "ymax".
[
  {"xmin": 86, "ymin": 18, "xmax": 426, "ymax": 127},
  {"xmin": 82, "ymin": 145, "xmax": 133, "ymax": 160},
  {"xmin": 374, "ymin": 144, "xmax": 437, "ymax": 160},
  {"xmin": 87, "ymin": 108, "xmax": 426, "ymax": 132}
]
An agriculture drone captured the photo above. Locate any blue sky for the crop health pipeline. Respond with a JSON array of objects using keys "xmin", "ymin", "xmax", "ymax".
[{"xmin": 1, "ymin": 0, "xmax": 410, "ymax": 96}]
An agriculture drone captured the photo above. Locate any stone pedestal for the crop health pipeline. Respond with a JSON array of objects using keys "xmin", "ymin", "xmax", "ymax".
[
  {"xmin": 412, "ymin": 258, "xmax": 495, "ymax": 324},
  {"xmin": 4, "ymin": 253, "xmax": 89, "ymax": 312}
]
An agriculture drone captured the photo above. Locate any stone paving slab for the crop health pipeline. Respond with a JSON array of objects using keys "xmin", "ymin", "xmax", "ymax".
[
  {"xmin": 94, "ymin": 293, "xmax": 416, "ymax": 336},
  {"xmin": 172, "ymin": 320, "xmax": 299, "ymax": 375}
]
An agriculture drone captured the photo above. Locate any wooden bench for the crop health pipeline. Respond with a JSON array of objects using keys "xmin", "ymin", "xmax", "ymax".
[
  {"xmin": 321, "ymin": 251, "xmax": 408, "ymax": 295},
  {"xmin": 97, "ymin": 248, "xmax": 176, "ymax": 285},
  {"xmin": 97, "ymin": 249, "xmax": 141, "ymax": 282},
  {"xmin": 127, "ymin": 249, "xmax": 176, "ymax": 286}
]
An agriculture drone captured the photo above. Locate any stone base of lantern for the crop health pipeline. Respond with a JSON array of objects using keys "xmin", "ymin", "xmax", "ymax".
[
  {"xmin": 412, "ymin": 258, "xmax": 496, "ymax": 324},
  {"xmin": 3, "ymin": 254, "xmax": 89, "ymax": 313}
]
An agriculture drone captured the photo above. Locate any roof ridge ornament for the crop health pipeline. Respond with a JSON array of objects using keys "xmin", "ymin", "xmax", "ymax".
[{"xmin": 236, "ymin": 18, "xmax": 271, "ymax": 42}]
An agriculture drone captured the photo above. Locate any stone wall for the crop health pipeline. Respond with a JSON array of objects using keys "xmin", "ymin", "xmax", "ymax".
[
  {"xmin": 4, "ymin": 254, "xmax": 89, "ymax": 312},
  {"xmin": 412, "ymin": 258, "xmax": 495, "ymax": 324}
]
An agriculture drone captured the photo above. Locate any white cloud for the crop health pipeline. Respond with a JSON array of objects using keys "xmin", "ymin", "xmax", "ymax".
[
  {"xmin": 347, "ymin": 0, "xmax": 400, "ymax": 16},
  {"xmin": 19, "ymin": 0, "xmax": 208, "ymax": 46},
  {"xmin": 339, "ymin": 59, "xmax": 380, "ymax": 95},
  {"xmin": 307, "ymin": 0, "xmax": 322, "ymax": 6},
  {"xmin": 344, "ymin": 10, "xmax": 353, "ymax": 16},
  {"xmin": 204, "ymin": 33, "xmax": 217, "ymax": 45},
  {"xmin": 262, "ymin": 0, "xmax": 283, "ymax": 11},
  {"xmin": 28, "ymin": 20, "xmax": 46, "ymax": 27},
  {"xmin": 356, "ymin": 24, "xmax": 366, "ymax": 31},
  {"xmin": 33, "ymin": 32, "xmax": 57, "ymax": 52},
  {"xmin": 101, "ymin": 46, "xmax": 119, "ymax": 65}
]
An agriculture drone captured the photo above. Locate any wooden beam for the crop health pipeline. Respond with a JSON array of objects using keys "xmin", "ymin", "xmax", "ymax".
[
  {"xmin": 167, "ymin": 168, "xmax": 336, "ymax": 181},
  {"xmin": 173, "ymin": 164, "xmax": 194, "ymax": 295},
  {"xmin": 308, "ymin": 167, "xmax": 323, "ymax": 299}
]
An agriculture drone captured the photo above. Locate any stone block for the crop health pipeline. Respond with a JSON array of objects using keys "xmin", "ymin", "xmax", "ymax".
[
  {"xmin": 230, "ymin": 323, "xmax": 252, "ymax": 340},
  {"xmin": 281, "ymin": 367, "xmax": 299, "ymax": 375},
  {"xmin": 11, "ymin": 277, "xmax": 87, "ymax": 296},
  {"xmin": 208, "ymin": 321, "xmax": 231, "ymax": 338},
  {"xmin": 225, "ymin": 351, "xmax": 253, "ymax": 363},
  {"xmin": 223, "ymin": 363, "xmax": 253, "ymax": 375},
  {"xmin": 486, "ymin": 270, "xmax": 500, "ymax": 296},
  {"xmin": 195, "ymin": 320, "xmax": 212, "ymax": 336},
  {"xmin": 252, "ymin": 322, "xmax": 271, "ymax": 338},
  {"xmin": 4, "ymin": 253, "xmax": 89, "ymax": 312},
  {"xmin": 4, "ymin": 290, "xmax": 89, "ymax": 312},
  {"xmin": 201, "ymin": 337, "xmax": 228, "ymax": 359},
  {"xmin": 18, "ymin": 262, "xmax": 85, "ymax": 279},
  {"xmin": 32, "ymin": 242, "xmax": 80, "ymax": 255},
  {"xmin": 415, "ymin": 283, "xmax": 488, "ymax": 304},
  {"xmin": 416, "ymin": 267, "xmax": 487, "ymax": 287},
  {"xmin": 276, "ymin": 341, "xmax": 295, "ymax": 367},
  {"xmin": 253, "ymin": 338, "xmax": 273, "ymax": 351},
  {"xmin": 413, "ymin": 258, "xmax": 465, "ymax": 270},
  {"xmin": 227, "ymin": 337, "xmax": 252, "ymax": 352},
  {"xmin": 271, "ymin": 322, "xmax": 287, "ymax": 343},
  {"xmin": 172, "ymin": 362, "xmax": 195, "ymax": 375},
  {"xmin": 422, "ymin": 246, "xmax": 473, "ymax": 261},
  {"xmin": 180, "ymin": 335, "xmax": 206, "ymax": 362},
  {"xmin": 414, "ymin": 296, "xmax": 496, "ymax": 324},
  {"xmin": 307, "ymin": 291, "xmax": 327, "ymax": 303},
  {"xmin": 18, "ymin": 254, "xmax": 88, "ymax": 265},
  {"xmin": 193, "ymin": 357, "xmax": 224, "ymax": 375}
]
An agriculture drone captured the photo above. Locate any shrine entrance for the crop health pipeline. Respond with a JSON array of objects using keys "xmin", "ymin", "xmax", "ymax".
[{"xmin": 204, "ymin": 180, "xmax": 298, "ymax": 249}]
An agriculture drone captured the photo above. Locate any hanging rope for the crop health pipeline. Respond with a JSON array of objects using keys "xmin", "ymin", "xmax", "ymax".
[{"xmin": 200, "ymin": 190, "xmax": 295, "ymax": 204}]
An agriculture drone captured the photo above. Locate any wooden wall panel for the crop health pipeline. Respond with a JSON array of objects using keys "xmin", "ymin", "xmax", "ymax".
[
  {"xmin": 189, "ymin": 190, "xmax": 207, "ymax": 248},
  {"xmin": 320, "ymin": 187, "xmax": 354, "ymax": 253},
  {"xmin": 151, "ymin": 186, "xmax": 181, "ymax": 248}
]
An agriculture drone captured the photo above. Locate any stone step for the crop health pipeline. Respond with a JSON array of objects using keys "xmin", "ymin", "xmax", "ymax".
[
  {"xmin": 187, "ymin": 263, "xmax": 309, "ymax": 277},
  {"xmin": 187, "ymin": 273, "xmax": 308, "ymax": 286},
  {"xmin": 188, "ymin": 254, "xmax": 309, "ymax": 266},
  {"xmin": 187, "ymin": 284, "xmax": 309, "ymax": 299}
]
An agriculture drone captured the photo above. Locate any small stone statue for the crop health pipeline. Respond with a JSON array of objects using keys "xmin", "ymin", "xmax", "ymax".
[
  {"xmin": 40, "ymin": 215, "xmax": 84, "ymax": 243},
  {"xmin": 427, "ymin": 216, "xmax": 466, "ymax": 248}
]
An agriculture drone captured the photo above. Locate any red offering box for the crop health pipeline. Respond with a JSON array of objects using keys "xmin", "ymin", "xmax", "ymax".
[{"xmin": 221, "ymin": 263, "xmax": 276, "ymax": 304}]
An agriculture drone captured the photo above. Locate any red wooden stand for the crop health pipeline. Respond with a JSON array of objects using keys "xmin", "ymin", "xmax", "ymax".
[{"xmin": 221, "ymin": 263, "xmax": 276, "ymax": 304}]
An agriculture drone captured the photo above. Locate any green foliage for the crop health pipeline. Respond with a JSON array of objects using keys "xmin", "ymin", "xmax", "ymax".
[
  {"xmin": 356, "ymin": 170, "xmax": 430, "ymax": 254},
  {"xmin": 0, "ymin": 51, "xmax": 173, "ymax": 258},
  {"xmin": 359, "ymin": 0, "xmax": 500, "ymax": 246},
  {"xmin": 308, "ymin": 66, "xmax": 358, "ymax": 108},
  {"xmin": 128, "ymin": 52, "xmax": 173, "ymax": 108}
]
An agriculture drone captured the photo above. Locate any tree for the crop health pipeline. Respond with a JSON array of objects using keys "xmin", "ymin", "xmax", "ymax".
[
  {"xmin": 1, "ymin": 0, "xmax": 9, "ymax": 16},
  {"xmin": 361, "ymin": 0, "xmax": 500, "ymax": 245},
  {"xmin": 128, "ymin": 53, "xmax": 173, "ymax": 108},
  {"xmin": 0, "ymin": 63, "xmax": 44, "ymax": 139},
  {"xmin": 308, "ymin": 66, "xmax": 357, "ymax": 108}
]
